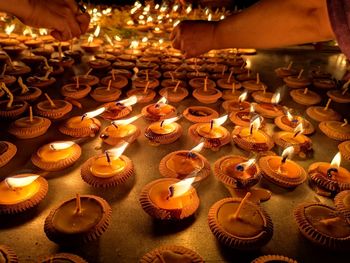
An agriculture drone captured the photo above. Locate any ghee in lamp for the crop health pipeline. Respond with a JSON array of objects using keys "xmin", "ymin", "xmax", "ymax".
[{"xmin": 145, "ymin": 116, "xmax": 183, "ymax": 145}]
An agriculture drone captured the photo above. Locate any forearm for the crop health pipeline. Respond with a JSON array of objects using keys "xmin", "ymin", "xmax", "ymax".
[
  {"xmin": 213, "ymin": 0, "xmax": 334, "ymax": 49},
  {"xmin": 0, "ymin": 0, "xmax": 30, "ymax": 19}
]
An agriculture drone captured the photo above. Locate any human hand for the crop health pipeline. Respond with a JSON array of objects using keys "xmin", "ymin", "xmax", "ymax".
[
  {"xmin": 15, "ymin": 0, "xmax": 90, "ymax": 41},
  {"xmin": 170, "ymin": 20, "xmax": 217, "ymax": 58}
]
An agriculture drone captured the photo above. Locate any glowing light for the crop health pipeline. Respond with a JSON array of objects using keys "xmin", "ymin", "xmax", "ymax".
[
  {"xmin": 5, "ymin": 24, "xmax": 15, "ymax": 35},
  {"xmin": 331, "ymin": 152, "xmax": 341, "ymax": 168},
  {"xmin": 212, "ymin": 115, "xmax": 228, "ymax": 126},
  {"xmin": 146, "ymin": 16, "xmax": 153, "ymax": 23},
  {"xmin": 49, "ymin": 141, "xmax": 75, "ymax": 150},
  {"xmin": 130, "ymin": 40, "xmax": 139, "ymax": 49},
  {"xmin": 39, "ymin": 28, "xmax": 47, "ymax": 35},
  {"xmin": 139, "ymin": 14, "xmax": 145, "ymax": 20},
  {"xmin": 94, "ymin": 25, "xmax": 100, "ymax": 38},
  {"xmin": 220, "ymin": 15, "xmax": 225, "ymax": 20},
  {"xmin": 155, "ymin": 4, "xmax": 160, "ymax": 10},
  {"xmin": 142, "ymin": 37, "xmax": 148, "ymax": 43},
  {"xmin": 250, "ymin": 103, "xmax": 255, "ymax": 113},
  {"xmin": 281, "ymin": 146, "xmax": 294, "ymax": 160},
  {"xmin": 5, "ymin": 175, "xmax": 39, "ymax": 188},
  {"xmin": 161, "ymin": 115, "xmax": 182, "ymax": 126},
  {"xmin": 190, "ymin": 141, "xmax": 205, "ymax": 153},
  {"xmin": 238, "ymin": 158, "xmax": 256, "ymax": 170},
  {"xmin": 250, "ymin": 115, "xmax": 262, "ymax": 131},
  {"xmin": 118, "ymin": 96, "xmax": 138, "ymax": 107},
  {"xmin": 114, "ymin": 35, "xmax": 122, "ymax": 41},
  {"xmin": 105, "ymin": 34, "xmax": 113, "ymax": 46},
  {"xmin": 186, "ymin": 5, "xmax": 192, "ymax": 14},
  {"xmin": 294, "ymin": 123, "xmax": 304, "ymax": 135},
  {"xmin": 111, "ymin": 114, "xmax": 142, "ymax": 126},
  {"xmin": 88, "ymin": 34, "xmax": 94, "ymax": 43},
  {"xmin": 159, "ymin": 38, "xmax": 164, "ymax": 44},
  {"xmin": 156, "ymin": 96, "xmax": 168, "ymax": 105},
  {"xmin": 238, "ymin": 91, "xmax": 248, "ymax": 102},
  {"xmin": 23, "ymin": 27, "xmax": 32, "ymax": 36},
  {"xmin": 82, "ymin": 107, "xmax": 106, "ymax": 119},
  {"xmin": 208, "ymin": 14, "xmax": 212, "ymax": 21},
  {"xmin": 271, "ymin": 92, "xmax": 281, "ymax": 104},
  {"xmin": 107, "ymin": 141, "xmax": 129, "ymax": 160},
  {"xmin": 286, "ymin": 111, "xmax": 293, "ymax": 122},
  {"xmin": 173, "ymin": 20, "xmax": 180, "ymax": 27},
  {"xmin": 127, "ymin": 20, "xmax": 134, "ymax": 26},
  {"xmin": 168, "ymin": 177, "xmax": 196, "ymax": 198}
]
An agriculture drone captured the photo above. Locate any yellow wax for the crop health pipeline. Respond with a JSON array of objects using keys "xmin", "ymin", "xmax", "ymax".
[
  {"xmin": 267, "ymin": 157, "xmax": 300, "ymax": 178},
  {"xmin": 239, "ymin": 128, "xmax": 267, "ymax": 143},
  {"xmin": 149, "ymin": 122, "xmax": 176, "ymax": 135},
  {"xmin": 0, "ymin": 180, "xmax": 41, "ymax": 205},
  {"xmin": 90, "ymin": 156, "xmax": 126, "ymax": 178},
  {"xmin": 66, "ymin": 116, "xmax": 94, "ymax": 128},
  {"xmin": 280, "ymin": 132, "xmax": 306, "ymax": 145},
  {"xmin": 37, "ymin": 144, "xmax": 74, "ymax": 162},
  {"xmin": 107, "ymin": 124, "xmax": 137, "ymax": 137},
  {"xmin": 197, "ymin": 124, "xmax": 225, "ymax": 139}
]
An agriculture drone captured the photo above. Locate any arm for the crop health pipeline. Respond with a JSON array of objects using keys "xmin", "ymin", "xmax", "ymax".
[{"xmin": 171, "ymin": 0, "xmax": 334, "ymax": 57}]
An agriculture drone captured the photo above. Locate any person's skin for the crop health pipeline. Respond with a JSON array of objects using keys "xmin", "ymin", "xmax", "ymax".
[
  {"xmin": 0, "ymin": 0, "xmax": 90, "ymax": 41},
  {"xmin": 171, "ymin": 0, "xmax": 335, "ymax": 58}
]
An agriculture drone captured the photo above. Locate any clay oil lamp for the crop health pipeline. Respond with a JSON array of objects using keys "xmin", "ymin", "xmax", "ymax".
[
  {"xmin": 236, "ymin": 69, "xmax": 256, "ymax": 82},
  {"xmin": 0, "ymin": 64, "xmax": 16, "ymax": 86},
  {"xmin": 52, "ymin": 41, "xmax": 70, "ymax": 51},
  {"xmin": 159, "ymin": 141, "xmax": 211, "ymax": 181},
  {"xmin": 70, "ymin": 68, "xmax": 99, "ymax": 86},
  {"xmin": 222, "ymin": 91, "xmax": 250, "ymax": 113},
  {"xmin": 139, "ymin": 177, "xmax": 200, "ymax": 220},
  {"xmin": 290, "ymin": 87, "xmax": 322, "ymax": 106},
  {"xmin": 259, "ymin": 146, "xmax": 307, "ymax": 188},
  {"xmin": 0, "ymin": 141, "xmax": 16, "ymax": 168},
  {"xmin": 21, "ymin": 52, "xmax": 46, "ymax": 67},
  {"xmin": 230, "ymin": 103, "xmax": 266, "ymax": 128},
  {"xmin": 274, "ymin": 110, "xmax": 315, "ymax": 135},
  {"xmin": 145, "ymin": 115, "xmax": 183, "ymax": 145},
  {"xmin": 161, "ymin": 74, "xmax": 187, "ymax": 88},
  {"xmin": 8, "ymin": 106, "xmax": 51, "ymax": 139},
  {"xmin": 101, "ymin": 95, "xmax": 138, "ymax": 121},
  {"xmin": 31, "ymin": 141, "xmax": 81, "ymax": 171},
  {"xmin": 0, "ymin": 174, "xmax": 48, "ymax": 214},
  {"xmin": 141, "ymin": 96, "xmax": 177, "ymax": 122},
  {"xmin": 313, "ymin": 78, "xmax": 336, "ymax": 90},
  {"xmin": 16, "ymin": 27, "xmax": 33, "ymax": 42},
  {"xmin": 138, "ymin": 69, "xmax": 162, "ymax": 79},
  {"xmin": 49, "ymin": 42, "xmax": 74, "ymax": 68},
  {"xmin": 44, "ymin": 194, "xmax": 112, "ymax": 244},
  {"xmin": 88, "ymin": 58, "xmax": 111, "ymax": 70},
  {"xmin": 306, "ymin": 98, "xmax": 342, "ymax": 122},
  {"xmin": 0, "ymin": 24, "xmax": 20, "ymax": 46},
  {"xmin": 308, "ymin": 152, "xmax": 350, "ymax": 196},
  {"xmin": 217, "ymin": 70, "xmax": 242, "ymax": 91},
  {"xmin": 334, "ymin": 190, "xmax": 350, "ymax": 223},
  {"xmin": 319, "ymin": 118, "xmax": 350, "ymax": 141},
  {"xmin": 230, "ymin": 63, "xmax": 249, "ymax": 75},
  {"xmin": 13, "ymin": 77, "xmax": 42, "ymax": 101},
  {"xmin": 255, "ymin": 91, "xmax": 284, "ymax": 119},
  {"xmin": 251, "ymin": 85, "xmax": 275, "ymax": 104},
  {"xmin": 183, "ymin": 106, "xmax": 219, "ymax": 124},
  {"xmin": 232, "ymin": 115, "xmax": 274, "ymax": 152},
  {"xmin": 5, "ymin": 61, "xmax": 31, "ymax": 77},
  {"xmin": 37, "ymin": 28, "xmax": 54, "ymax": 43},
  {"xmin": 140, "ymin": 246, "xmax": 204, "ymax": 263},
  {"xmin": 186, "ymin": 70, "xmax": 209, "ymax": 79},
  {"xmin": 126, "ymin": 82, "xmax": 156, "ymax": 103},
  {"xmin": 35, "ymin": 93, "xmax": 72, "ymax": 120},
  {"xmin": 3, "ymin": 43, "xmax": 26, "ymax": 56},
  {"xmin": 339, "ymin": 141, "xmax": 350, "ymax": 161},
  {"xmin": 39, "ymin": 253, "xmax": 87, "ymax": 263},
  {"xmin": 159, "ymin": 80, "xmax": 189, "ymax": 103},
  {"xmin": 95, "ymin": 52, "xmax": 116, "ymax": 63},
  {"xmin": 283, "ymin": 69, "xmax": 311, "ymax": 88},
  {"xmin": 189, "ymin": 115, "xmax": 230, "ymax": 151},
  {"xmin": 124, "ymin": 40, "xmax": 143, "ymax": 57},
  {"xmin": 275, "ymin": 61, "xmax": 298, "ymax": 78},
  {"xmin": 24, "ymin": 33, "xmax": 43, "ymax": 48},
  {"xmin": 273, "ymin": 123, "xmax": 312, "ymax": 158},
  {"xmin": 208, "ymin": 193, "xmax": 273, "ymax": 250},
  {"xmin": 110, "ymin": 68, "xmax": 132, "ymax": 79},
  {"xmin": 162, "ymin": 70, "xmax": 187, "ymax": 80},
  {"xmin": 0, "ymin": 245, "xmax": 18, "ymax": 262},
  {"xmin": 81, "ymin": 31, "xmax": 101, "ymax": 53},
  {"xmin": 113, "ymin": 60, "xmax": 135, "ymax": 70},
  {"xmin": 26, "ymin": 65, "xmax": 56, "ymax": 88},
  {"xmin": 90, "ymin": 79, "xmax": 122, "ymax": 103},
  {"xmin": 81, "ymin": 141, "xmax": 134, "ymax": 188},
  {"xmin": 32, "ymin": 45, "xmax": 55, "ymax": 58},
  {"xmin": 100, "ymin": 114, "xmax": 142, "ymax": 146},
  {"xmin": 0, "ymin": 83, "xmax": 28, "ymax": 119},
  {"xmin": 100, "ymin": 70, "xmax": 129, "ymax": 89},
  {"xmin": 327, "ymin": 80, "xmax": 350, "ymax": 103},
  {"xmin": 242, "ymin": 73, "xmax": 266, "ymax": 91},
  {"xmin": 61, "ymin": 76, "xmax": 91, "ymax": 100},
  {"xmin": 59, "ymin": 108, "xmax": 103, "ymax": 138},
  {"xmin": 294, "ymin": 202, "xmax": 350, "ymax": 251},
  {"xmin": 189, "ymin": 77, "xmax": 216, "ymax": 90},
  {"xmin": 133, "ymin": 76, "xmax": 159, "ymax": 90}
]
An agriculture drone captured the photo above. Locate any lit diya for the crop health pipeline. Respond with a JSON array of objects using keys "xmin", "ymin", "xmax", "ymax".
[
  {"xmin": 254, "ymin": 92, "xmax": 284, "ymax": 119},
  {"xmin": 192, "ymin": 77, "xmax": 222, "ymax": 104},
  {"xmin": 259, "ymin": 146, "xmax": 307, "ymax": 188},
  {"xmin": 141, "ymin": 97, "xmax": 177, "ymax": 122},
  {"xmin": 9, "ymin": 106, "xmax": 51, "ymax": 139},
  {"xmin": 229, "ymin": 103, "xmax": 266, "ymax": 128},
  {"xmin": 90, "ymin": 79, "xmax": 122, "ymax": 102},
  {"xmin": 189, "ymin": 77, "xmax": 216, "ymax": 90},
  {"xmin": 35, "ymin": 93, "xmax": 72, "ymax": 120},
  {"xmin": 126, "ymin": 85, "xmax": 156, "ymax": 103},
  {"xmin": 145, "ymin": 116, "xmax": 183, "ymax": 145},
  {"xmin": 100, "ymin": 71, "xmax": 129, "ymax": 89},
  {"xmin": 187, "ymin": 115, "xmax": 229, "ymax": 151},
  {"xmin": 159, "ymin": 81, "xmax": 189, "ymax": 103},
  {"xmin": 221, "ymin": 81, "xmax": 244, "ymax": 101},
  {"xmin": 232, "ymin": 116, "xmax": 274, "ymax": 152},
  {"xmin": 334, "ymin": 190, "xmax": 350, "ymax": 224},
  {"xmin": 81, "ymin": 34, "xmax": 101, "ymax": 53},
  {"xmin": 222, "ymin": 91, "xmax": 250, "ymax": 113},
  {"xmin": 183, "ymin": 106, "xmax": 219, "ymax": 123},
  {"xmin": 294, "ymin": 202, "xmax": 350, "ymax": 251},
  {"xmin": 88, "ymin": 59, "xmax": 111, "ymax": 70},
  {"xmin": 44, "ymin": 194, "xmax": 112, "ymax": 244},
  {"xmin": 61, "ymin": 78, "xmax": 91, "ymax": 99},
  {"xmin": 327, "ymin": 80, "xmax": 350, "ymax": 103},
  {"xmin": 26, "ymin": 67, "xmax": 56, "ymax": 89},
  {"xmin": 70, "ymin": 69, "xmax": 99, "ymax": 86},
  {"xmin": 308, "ymin": 152, "xmax": 350, "ymax": 196},
  {"xmin": 0, "ymin": 174, "xmax": 48, "ymax": 214},
  {"xmin": 31, "ymin": 141, "xmax": 81, "ymax": 171},
  {"xmin": 274, "ymin": 111, "xmax": 315, "ymax": 135},
  {"xmin": 290, "ymin": 87, "xmax": 322, "ymax": 106},
  {"xmin": 0, "ymin": 83, "xmax": 28, "ymax": 119},
  {"xmin": 0, "ymin": 245, "xmax": 18, "ymax": 263},
  {"xmin": 283, "ymin": 69, "xmax": 311, "ymax": 88},
  {"xmin": 319, "ymin": 119, "xmax": 350, "ymax": 141},
  {"xmin": 139, "ymin": 177, "xmax": 200, "ymax": 220},
  {"xmin": 306, "ymin": 99, "xmax": 342, "ymax": 122},
  {"xmin": 159, "ymin": 142, "xmax": 210, "ymax": 181},
  {"xmin": 59, "ymin": 108, "xmax": 103, "ymax": 138},
  {"xmin": 13, "ymin": 77, "xmax": 42, "ymax": 101},
  {"xmin": 275, "ymin": 61, "xmax": 298, "ymax": 78},
  {"xmin": 273, "ymin": 123, "xmax": 312, "ymax": 158},
  {"xmin": 242, "ymin": 73, "xmax": 266, "ymax": 91},
  {"xmin": 0, "ymin": 141, "xmax": 17, "ymax": 168},
  {"xmin": 208, "ymin": 194, "xmax": 273, "ymax": 250},
  {"xmin": 39, "ymin": 253, "xmax": 87, "ymax": 263},
  {"xmin": 251, "ymin": 88, "xmax": 275, "ymax": 104},
  {"xmin": 100, "ymin": 115, "xmax": 141, "ymax": 146},
  {"xmin": 101, "ymin": 96, "xmax": 137, "ymax": 120},
  {"xmin": 140, "ymin": 245, "xmax": 204, "ymax": 263},
  {"xmin": 81, "ymin": 141, "xmax": 134, "ymax": 188}
]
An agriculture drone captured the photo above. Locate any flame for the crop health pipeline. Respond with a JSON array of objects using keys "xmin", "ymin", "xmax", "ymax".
[
  {"xmin": 5, "ymin": 175, "xmax": 39, "ymax": 189},
  {"xmin": 31, "ymin": 33, "xmax": 37, "ymax": 39},
  {"xmin": 106, "ymin": 141, "xmax": 129, "ymax": 160},
  {"xmin": 271, "ymin": 92, "xmax": 281, "ymax": 104},
  {"xmin": 142, "ymin": 37, "xmax": 148, "ymax": 43},
  {"xmin": 155, "ymin": 4, "xmax": 160, "ymax": 9},
  {"xmin": 161, "ymin": 115, "xmax": 182, "ymax": 126},
  {"xmin": 130, "ymin": 40, "xmax": 139, "ymax": 49},
  {"xmin": 39, "ymin": 28, "xmax": 47, "ymax": 36},
  {"xmin": 208, "ymin": 14, "xmax": 212, "ymax": 21},
  {"xmin": 286, "ymin": 111, "xmax": 293, "ymax": 122},
  {"xmin": 250, "ymin": 103, "xmax": 255, "ymax": 113},
  {"xmin": 139, "ymin": 14, "xmax": 145, "ymax": 20},
  {"xmin": 160, "ymin": 5, "xmax": 168, "ymax": 12},
  {"xmin": 220, "ymin": 15, "xmax": 225, "ymax": 20},
  {"xmin": 155, "ymin": 27, "xmax": 160, "ymax": 32},
  {"xmin": 105, "ymin": 34, "xmax": 113, "ymax": 46},
  {"xmin": 212, "ymin": 115, "xmax": 228, "ymax": 126},
  {"xmin": 186, "ymin": 5, "xmax": 192, "ymax": 14},
  {"xmin": 5, "ymin": 24, "xmax": 15, "ymax": 35},
  {"xmin": 49, "ymin": 141, "xmax": 75, "ymax": 150},
  {"xmin": 144, "ymin": 5, "xmax": 150, "ymax": 12},
  {"xmin": 173, "ymin": 20, "xmax": 180, "ymax": 27},
  {"xmin": 330, "ymin": 152, "xmax": 341, "ymax": 168},
  {"xmin": 88, "ymin": 34, "xmax": 94, "ymax": 43},
  {"xmin": 168, "ymin": 177, "xmax": 196, "ymax": 198},
  {"xmin": 146, "ymin": 16, "xmax": 153, "ymax": 23},
  {"xmin": 238, "ymin": 91, "xmax": 248, "ymax": 102},
  {"xmin": 156, "ymin": 96, "xmax": 167, "ymax": 105},
  {"xmin": 281, "ymin": 146, "xmax": 294, "ymax": 160},
  {"xmin": 111, "ymin": 114, "xmax": 142, "ymax": 126},
  {"xmin": 83, "ymin": 107, "xmax": 106, "ymax": 119},
  {"xmin": 127, "ymin": 20, "xmax": 134, "ymax": 26},
  {"xmin": 190, "ymin": 141, "xmax": 205, "ymax": 153},
  {"xmin": 250, "ymin": 115, "xmax": 261, "ymax": 131},
  {"xmin": 118, "ymin": 96, "xmax": 138, "ymax": 107},
  {"xmin": 94, "ymin": 25, "xmax": 100, "ymax": 38},
  {"xmin": 238, "ymin": 158, "xmax": 256, "ymax": 170},
  {"xmin": 130, "ymin": 7, "xmax": 138, "ymax": 14},
  {"xmin": 294, "ymin": 123, "xmax": 304, "ymax": 135},
  {"xmin": 114, "ymin": 35, "xmax": 122, "ymax": 42},
  {"xmin": 159, "ymin": 39, "xmax": 164, "ymax": 45},
  {"xmin": 23, "ymin": 27, "xmax": 32, "ymax": 36}
]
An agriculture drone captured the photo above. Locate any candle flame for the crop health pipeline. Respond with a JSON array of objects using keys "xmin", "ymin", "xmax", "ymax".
[
  {"xmin": 94, "ymin": 25, "xmax": 100, "ymax": 38},
  {"xmin": 238, "ymin": 91, "xmax": 248, "ymax": 103},
  {"xmin": 294, "ymin": 123, "xmax": 304, "ymax": 135},
  {"xmin": 250, "ymin": 103, "xmax": 255, "ymax": 113},
  {"xmin": 104, "ymin": 34, "xmax": 113, "ymax": 46},
  {"xmin": 130, "ymin": 40, "xmax": 139, "ymax": 49},
  {"xmin": 127, "ymin": 20, "xmax": 134, "ymax": 26},
  {"xmin": 186, "ymin": 5, "xmax": 192, "ymax": 14},
  {"xmin": 106, "ymin": 141, "xmax": 129, "ymax": 160},
  {"xmin": 159, "ymin": 38, "xmax": 164, "ymax": 45},
  {"xmin": 238, "ymin": 158, "xmax": 256, "ymax": 170},
  {"xmin": 190, "ymin": 141, "xmax": 205, "ymax": 153},
  {"xmin": 118, "ymin": 95, "xmax": 138, "ymax": 107},
  {"xmin": 23, "ymin": 27, "xmax": 32, "ymax": 36},
  {"xmin": 156, "ymin": 96, "xmax": 167, "ymax": 105},
  {"xmin": 49, "ymin": 141, "xmax": 75, "ymax": 150},
  {"xmin": 212, "ymin": 115, "xmax": 228, "ymax": 126},
  {"xmin": 146, "ymin": 16, "xmax": 153, "ymax": 23},
  {"xmin": 111, "ymin": 114, "xmax": 142, "ymax": 126},
  {"xmin": 208, "ymin": 13, "xmax": 212, "ymax": 21},
  {"xmin": 5, "ymin": 175, "xmax": 39, "ymax": 188},
  {"xmin": 142, "ymin": 37, "xmax": 148, "ymax": 43},
  {"xmin": 281, "ymin": 146, "xmax": 294, "ymax": 160},
  {"xmin": 220, "ymin": 15, "xmax": 225, "ymax": 20},
  {"xmin": 82, "ymin": 107, "xmax": 106, "ymax": 119},
  {"xmin": 250, "ymin": 115, "xmax": 261, "ymax": 131},
  {"xmin": 39, "ymin": 28, "xmax": 47, "ymax": 36},
  {"xmin": 5, "ymin": 24, "xmax": 15, "ymax": 35},
  {"xmin": 161, "ymin": 115, "xmax": 182, "ymax": 126},
  {"xmin": 173, "ymin": 20, "xmax": 180, "ymax": 27},
  {"xmin": 168, "ymin": 177, "xmax": 195, "ymax": 198},
  {"xmin": 330, "ymin": 152, "xmax": 341, "ymax": 168},
  {"xmin": 88, "ymin": 34, "xmax": 94, "ymax": 44},
  {"xmin": 155, "ymin": 4, "xmax": 160, "ymax": 9},
  {"xmin": 271, "ymin": 92, "xmax": 281, "ymax": 104},
  {"xmin": 286, "ymin": 111, "xmax": 293, "ymax": 122}
]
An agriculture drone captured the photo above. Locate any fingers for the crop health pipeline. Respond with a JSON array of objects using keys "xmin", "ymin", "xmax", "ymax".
[
  {"xmin": 76, "ymin": 13, "xmax": 90, "ymax": 34},
  {"xmin": 64, "ymin": 0, "xmax": 79, "ymax": 14}
]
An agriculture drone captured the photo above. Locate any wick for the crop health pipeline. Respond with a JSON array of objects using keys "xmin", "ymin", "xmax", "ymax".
[
  {"xmin": 342, "ymin": 87, "xmax": 349, "ymax": 95},
  {"xmin": 327, "ymin": 167, "xmax": 338, "ymax": 178},
  {"xmin": 227, "ymin": 70, "xmax": 233, "ymax": 83},
  {"xmin": 1, "ymin": 63, "xmax": 6, "ymax": 77},
  {"xmin": 44, "ymin": 93, "xmax": 56, "ymax": 107},
  {"xmin": 143, "ymin": 81, "xmax": 150, "ymax": 94},
  {"xmin": 107, "ymin": 79, "xmax": 112, "ymax": 91},
  {"xmin": 160, "ymin": 120, "xmax": 165, "ymax": 127},
  {"xmin": 320, "ymin": 216, "xmax": 341, "ymax": 226},
  {"xmin": 297, "ymin": 69, "xmax": 304, "ymax": 79},
  {"xmin": 232, "ymin": 192, "xmax": 251, "ymax": 220},
  {"xmin": 70, "ymin": 39, "xmax": 74, "ymax": 51},
  {"xmin": 221, "ymin": 66, "xmax": 226, "ymax": 76},
  {"xmin": 112, "ymin": 122, "xmax": 118, "ymax": 129},
  {"xmin": 170, "ymin": 72, "xmax": 174, "ymax": 82},
  {"xmin": 247, "ymin": 69, "xmax": 250, "ymax": 77},
  {"xmin": 112, "ymin": 69, "xmax": 115, "ymax": 81},
  {"xmin": 281, "ymin": 155, "xmax": 288, "ymax": 165},
  {"xmin": 303, "ymin": 88, "xmax": 308, "ymax": 95},
  {"xmin": 76, "ymin": 76, "xmax": 79, "ymax": 88},
  {"xmin": 210, "ymin": 120, "xmax": 214, "ymax": 130},
  {"xmin": 324, "ymin": 98, "xmax": 332, "ymax": 111},
  {"xmin": 167, "ymin": 185, "xmax": 175, "ymax": 200},
  {"xmin": 85, "ymin": 68, "xmax": 92, "ymax": 76},
  {"xmin": 341, "ymin": 119, "xmax": 348, "ymax": 127},
  {"xmin": 105, "ymin": 151, "xmax": 111, "ymax": 163},
  {"xmin": 29, "ymin": 106, "xmax": 33, "ymax": 122},
  {"xmin": 1, "ymin": 83, "xmax": 14, "ymax": 108},
  {"xmin": 293, "ymin": 130, "xmax": 301, "ymax": 138},
  {"xmin": 231, "ymin": 82, "xmax": 236, "ymax": 94},
  {"xmin": 75, "ymin": 193, "xmax": 82, "ymax": 214},
  {"xmin": 18, "ymin": 77, "xmax": 29, "ymax": 94},
  {"xmin": 145, "ymin": 70, "xmax": 149, "ymax": 82},
  {"xmin": 256, "ymin": 73, "xmax": 260, "ymax": 84},
  {"xmin": 173, "ymin": 80, "xmax": 181, "ymax": 92},
  {"xmin": 204, "ymin": 76, "xmax": 208, "ymax": 92},
  {"xmin": 287, "ymin": 61, "xmax": 293, "ymax": 70},
  {"xmin": 250, "ymin": 124, "xmax": 254, "ymax": 135}
]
